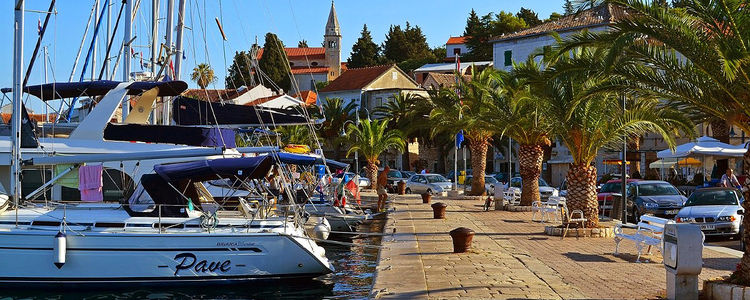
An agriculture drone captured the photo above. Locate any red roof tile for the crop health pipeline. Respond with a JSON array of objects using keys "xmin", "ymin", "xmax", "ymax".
[
  {"xmin": 491, "ymin": 4, "xmax": 629, "ymax": 42},
  {"xmin": 256, "ymin": 47, "xmax": 326, "ymax": 60},
  {"xmin": 319, "ymin": 64, "xmax": 395, "ymax": 92},
  {"xmin": 446, "ymin": 36, "xmax": 467, "ymax": 45},
  {"xmin": 181, "ymin": 88, "xmax": 249, "ymax": 102},
  {"xmin": 291, "ymin": 66, "xmax": 329, "ymax": 74}
]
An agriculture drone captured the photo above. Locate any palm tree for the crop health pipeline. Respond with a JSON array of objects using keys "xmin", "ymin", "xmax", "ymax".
[
  {"xmin": 562, "ymin": 0, "xmax": 750, "ymax": 281},
  {"xmin": 346, "ymin": 118, "xmax": 405, "ymax": 189},
  {"xmin": 314, "ymin": 98, "xmax": 357, "ymax": 160},
  {"xmin": 486, "ymin": 69, "xmax": 554, "ymax": 205},
  {"xmin": 374, "ymin": 92, "xmax": 425, "ymax": 169},
  {"xmin": 430, "ymin": 69, "xmax": 497, "ymax": 196},
  {"xmin": 276, "ymin": 125, "xmax": 317, "ymax": 147},
  {"xmin": 515, "ymin": 46, "xmax": 694, "ymax": 228},
  {"xmin": 191, "ymin": 63, "xmax": 216, "ymax": 89}
]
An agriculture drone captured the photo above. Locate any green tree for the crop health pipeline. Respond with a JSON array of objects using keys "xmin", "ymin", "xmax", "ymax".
[
  {"xmin": 277, "ymin": 125, "xmax": 316, "ymax": 147},
  {"xmin": 464, "ymin": 9, "xmax": 482, "ymax": 37},
  {"xmin": 383, "ymin": 25, "xmax": 411, "ymax": 63},
  {"xmin": 314, "ymin": 81, "xmax": 330, "ymax": 91},
  {"xmin": 514, "ymin": 46, "xmax": 693, "ymax": 228},
  {"xmin": 258, "ymin": 32, "xmax": 291, "ymax": 92},
  {"xmin": 486, "ymin": 69, "xmax": 553, "ymax": 205},
  {"xmin": 191, "ymin": 63, "xmax": 216, "ymax": 89},
  {"xmin": 432, "ymin": 47, "xmax": 446, "ymax": 61},
  {"xmin": 315, "ymin": 97, "xmax": 357, "ymax": 160},
  {"xmin": 563, "ymin": 0, "xmax": 574, "ymax": 15},
  {"xmin": 297, "ymin": 40, "xmax": 308, "ymax": 48},
  {"xmin": 517, "ymin": 7, "xmax": 542, "ymax": 27},
  {"xmin": 404, "ymin": 22, "xmax": 434, "ymax": 60},
  {"xmin": 547, "ymin": 12, "xmax": 563, "ymax": 22},
  {"xmin": 559, "ymin": 0, "xmax": 750, "ymax": 282},
  {"xmin": 348, "ymin": 24, "xmax": 381, "ymax": 68},
  {"xmin": 225, "ymin": 51, "xmax": 254, "ymax": 88},
  {"xmin": 374, "ymin": 93, "xmax": 425, "ymax": 169},
  {"xmin": 464, "ymin": 11, "xmax": 526, "ymax": 61},
  {"xmin": 430, "ymin": 68, "xmax": 499, "ymax": 195},
  {"xmin": 346, "ymin": 119, "xmax": 405, "ymax": 189}
]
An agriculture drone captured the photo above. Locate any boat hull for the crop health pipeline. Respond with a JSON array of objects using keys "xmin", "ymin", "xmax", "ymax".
[{"xmin": 0, "ymin": 230, "xmax": 332, "ymax": 285}]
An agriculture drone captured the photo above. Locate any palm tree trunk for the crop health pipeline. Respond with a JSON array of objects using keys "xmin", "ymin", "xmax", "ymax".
[
  {"xmin": 468, "ymin": 137, "xmax": 489, "ymax": 196},
  {"xmin": 367, "ymin": 162, "xmax": 378, "ymax": 190},
  {"xmin": 519, "ymin": 144, "xmax": 543, "ymax": 206},
  {"xmin": 733, "ymin": 145, "xmax": 750, "ymax": 284},
  {"xmin": 566, "ymin": 163, "xmax": 599, "ymax": 228}
]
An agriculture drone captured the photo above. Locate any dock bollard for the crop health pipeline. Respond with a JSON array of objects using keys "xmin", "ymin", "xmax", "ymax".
[
  {"xmin": 449, "ymin": 227, "xmax": 475, "ymax": 253},
  {"xmin": 421, "ymin": 193, "xmax": 432, "ymax": 204},
  {"xmin": 397, "ymin": 181, "xmax": 406, "ymax": 195},
  {"xmin": 431, "ymin": 202, "xmax": 447, "ymax": 219}
]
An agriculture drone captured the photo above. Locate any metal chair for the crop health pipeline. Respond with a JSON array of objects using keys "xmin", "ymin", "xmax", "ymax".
[{"xmin": 561, "ymin": 206, "xmax": 586, "ymax": 240}]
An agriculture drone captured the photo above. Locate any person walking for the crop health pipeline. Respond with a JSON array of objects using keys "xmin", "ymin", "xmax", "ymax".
[
  {"xmin": 720, "ymin": 168, "xmax": 741, "ymax": 189},
  {"xmin": 377, "ymin": 166, "xmax": 390, "ymax": 212}
]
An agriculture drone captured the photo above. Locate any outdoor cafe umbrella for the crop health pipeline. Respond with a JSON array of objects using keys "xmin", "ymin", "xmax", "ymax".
[{"xmin": 656, "ymin": 136, "xmax": 747, "ymax": 182}]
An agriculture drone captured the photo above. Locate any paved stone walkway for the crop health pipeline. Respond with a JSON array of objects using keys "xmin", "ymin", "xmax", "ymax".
[{"xmin": 371, "ymin": 195, "xmax": 739, "ymax": 299}]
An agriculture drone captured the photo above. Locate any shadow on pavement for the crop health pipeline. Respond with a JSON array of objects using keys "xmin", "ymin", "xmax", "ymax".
[{"xmin": 563, "ymin": 252, "xmax": 616, "ymax": 263}]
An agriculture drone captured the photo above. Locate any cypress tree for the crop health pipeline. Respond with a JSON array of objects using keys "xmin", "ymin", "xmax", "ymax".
[
  {"xmin": 404, "ymin": 22, "xmax": 434, "ymax": 60},
  {"xmin": 258, "ymin": 32, "xmax": 291, "ymax": 92},
  {"xmin": 348, "ymin": 24, "xmax": 381, "ymax": 68},
  {"xmin": 516, "ymin": 7, "xmax": 542, "ymax": 27},
  {"xmin": 382, "ymin": 25, "xmax": 411, "ymax": 63},
  {"xmin": 464, "ymin": 9, "xmax": 482, "ymax": 37},
  {"xmin": 225, "ymin": 51, "xmax": 253, "ymax": 88}
]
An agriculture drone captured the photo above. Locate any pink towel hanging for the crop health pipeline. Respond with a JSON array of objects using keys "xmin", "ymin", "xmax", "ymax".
[{"xmin": 79, "ymin": 165, "xmax": 103, "ymax": 202}]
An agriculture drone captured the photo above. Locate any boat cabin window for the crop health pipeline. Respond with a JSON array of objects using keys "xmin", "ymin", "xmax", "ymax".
[
  {"xmin": 127, "ymin": 184, "xmax": 155, "ymax": 213},
  {"xmin": 21, "ymin": 169, "xmax": 52, "ymax": 199},
  {"xmin": 61, "ymin": 168, "xmax": 135, "ymax": 202}
]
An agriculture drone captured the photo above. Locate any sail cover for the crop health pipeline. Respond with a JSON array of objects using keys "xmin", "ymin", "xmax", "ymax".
[
  {"xmin": 104, "ymin": 123, "xmax": 236, "ymax": 148},
  {"xmin": 154, "ymin": 156, "xmax": 272, "ymax": 182},
  {"xmin": 172, "ymin": 96, "xmax": 310, "ymax": 126},
  {"xmin": 22, "ymin": 80, "xmax": 188, "ymax": 100}
]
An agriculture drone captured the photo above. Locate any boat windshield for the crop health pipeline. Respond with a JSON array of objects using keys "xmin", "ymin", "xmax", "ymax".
[
  {"xmin": 127, "ymin": 185, "xmax": 155, "ymax": 213},
  {"xmin": 685, "ymin": 190, "xmax": 739, "ymax": 206}
]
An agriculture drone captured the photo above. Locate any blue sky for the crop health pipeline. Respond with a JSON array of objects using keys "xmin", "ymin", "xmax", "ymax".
[{"xmin": 0, "ymin": 0, "xmax": 563, "ymax": 112}]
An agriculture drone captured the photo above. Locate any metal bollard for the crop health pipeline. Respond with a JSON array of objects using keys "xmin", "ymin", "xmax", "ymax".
[
  {"xmin": 431, "ymin": 202, "xmax": 447, "ymax": 219},
  {"xmin": 421, "ymin": 193, "xmax": 432, "ymax": 204},
  {"xmin": 397, "ymin": 181, "xmax": 406, "ymax": 195},
  {"xmin": 449, "ymin": 227, "xmax": 475, "ymax": 253}
]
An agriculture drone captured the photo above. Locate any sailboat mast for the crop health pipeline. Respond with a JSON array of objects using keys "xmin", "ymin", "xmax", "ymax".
[
  {"xmin": 150, "ymin": 0, "xmax": 159, "ymax": 76},
  {"xmin": 173, "ymin": 0, "xmax": 186, "ymax": 81},
  {"xmin": 163, "ymin": 0, "xmax": 174, "ymax": 125},
  {"xmin": 11, "ymin": 0, "xmax": 25, "ymax": 225},
  {"xmin": 92, "ymin": 0, "xmax": 99, "ymax": 81},
  {"xmin": 122, "ymin": 0, "xmax": 132, "ymax": 119}
]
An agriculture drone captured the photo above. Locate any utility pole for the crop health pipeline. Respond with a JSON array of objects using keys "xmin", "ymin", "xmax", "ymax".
[{"xmin": 122, "ymin": 0, "xmax": 132, "ymax": 119}]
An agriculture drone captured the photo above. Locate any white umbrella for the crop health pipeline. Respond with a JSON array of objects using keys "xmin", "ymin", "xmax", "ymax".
[{"xmin": 656, "ymin": 136, "xmax": 747, "ymax": 183}]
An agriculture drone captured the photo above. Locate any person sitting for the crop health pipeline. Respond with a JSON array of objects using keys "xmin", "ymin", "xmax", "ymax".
[{"xmin": 720, "ymin": 168, "xmax": 741, "ymax": 189}]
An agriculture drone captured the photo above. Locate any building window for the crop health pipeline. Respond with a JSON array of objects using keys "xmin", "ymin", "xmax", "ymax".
[
  {"xmin": 453, "ymin": 48, "xmax": 461, "ymax": 55},
  {"xmin": 504, "ymin": 50, "xmax": 512, "ymax": 66},
  {"xmin": 328, "ymin": 40, "xmax": 337, "ymax": 48},
  {"xmin": 311, "ymin": 62, "xmax": 319, "ymax": 66}
]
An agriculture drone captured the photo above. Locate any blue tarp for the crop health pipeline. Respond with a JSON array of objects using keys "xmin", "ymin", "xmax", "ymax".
[{"xmin": 154, "ymin": 156, "xmax": 272, "ymax": 182}]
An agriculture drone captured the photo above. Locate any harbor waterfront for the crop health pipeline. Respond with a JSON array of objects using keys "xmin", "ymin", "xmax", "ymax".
[{"xmin": 371, "ymin": 194, "xmax": 739, "ymax": 299}]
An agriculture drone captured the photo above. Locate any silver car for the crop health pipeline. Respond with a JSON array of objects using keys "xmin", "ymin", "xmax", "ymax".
[
  {"xmin": 405, "ymin": 174, "xmax": 452, "ymax": 195},
  {"xmin": 675, "ymin": 187, "xmax": 744, "ymax": 238},
  {"xmin": 464, "ymin": 175, "xmax": 500, "ymax": 194}
]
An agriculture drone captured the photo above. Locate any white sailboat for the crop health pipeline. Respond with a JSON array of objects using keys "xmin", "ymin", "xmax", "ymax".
[{"xmin": 0, "ymin": 1, "xmax": 333, "ymax": 285}]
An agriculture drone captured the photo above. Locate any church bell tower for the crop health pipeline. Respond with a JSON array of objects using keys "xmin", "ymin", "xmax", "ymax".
[{"xmin": 324, "ymin": 1, "xmax": 342, "ymax": 80}]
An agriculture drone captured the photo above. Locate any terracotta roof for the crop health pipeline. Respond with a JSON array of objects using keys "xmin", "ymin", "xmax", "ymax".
[
  {"xmin": 1, "ymin": 113, "xmax": 57, "ymax": 123},
  {"xmin": 256, "ymin": 47, "xmax": 326, "ymax": 60},
  {"xmin": 423, "ymin": 72, "xmax": 471, "ymax": 88},
  {"xmin": 446, "ymin": 36, "xmax": 468, "ymax": 45},
  {"xmin": 181, "ymin": 88, "xmax": 249, "ymax": 102},
  {"xmin": 319, "ymin": 64, "xmax": 395, "ymax": 92},
  {"xmin": 293, "ymin": 90, "xmax": 318, "ymax": 106},
  {"xmin": 491, "ymin": 4, "xmax": 629, "ymax": 42},
  {"xmin": 289, "ymin": 62, "xmax": 348, "ymax": 75},
  {"xmin": 243, "ymin": 94, "xmax": 284, "ymax": 106}
]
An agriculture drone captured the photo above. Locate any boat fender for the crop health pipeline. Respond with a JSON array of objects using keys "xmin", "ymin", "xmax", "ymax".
[
  {"xmin": 313, "ymin": 217, "xmax": 331, "ymax": 240},
  {"xmin": 53, "ymin": 231, "xmax": 66, "ymax": 269}
]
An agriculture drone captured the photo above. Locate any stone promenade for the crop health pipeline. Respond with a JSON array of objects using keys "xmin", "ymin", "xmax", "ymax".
[{"xmin": 371, "ymin": 195, "xmax": 739, "ymax": 299}]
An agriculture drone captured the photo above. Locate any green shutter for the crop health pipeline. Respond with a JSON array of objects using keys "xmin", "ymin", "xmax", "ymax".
[{"xmin": 504, "ymin": 50, "xmax": 512, "ymax": 66}]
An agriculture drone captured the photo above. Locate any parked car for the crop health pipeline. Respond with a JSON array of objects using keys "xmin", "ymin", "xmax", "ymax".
[
  {"xmin": 464, "ymin": 175, "xmax": 500, "ymax": 194},
  {"xmin": 332, "ymin": 172, "xmax": 370, "ymax": 188},
  {"xmin": 492, "ymin": 172, "xmax": 511, "ymax": 186},
  {"xmin": 559, "ymin": 179, "xmax": 567, "ymax": 197},
  {"xmin": 626, "ymin": 180, "xmax": 687, "ymax": 221},
  {"xmin": 675, "ymin": 187, "xmax": 743, "ymax": 238},
  {"xmin": 507, "ymin": 177, "xmax": 559, "ymax": 201},
  {"xmin": 598, "ymin": 179, "xmax": 641, "ymax": 215},
  {"xmin": 386, "ymin": 169, "xmax": 409, "ymax": 192},
  {"xmin": 405, "ymin": 174, "xmax": 453, "ymax": 195},
  {"xmin": 402, "ymin": 171, "xmax": 416, "ymax": 178}
]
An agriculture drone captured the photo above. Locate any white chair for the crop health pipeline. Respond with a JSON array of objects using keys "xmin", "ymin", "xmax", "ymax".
[
  {"xmin": 561, "ymin": 207, "xmax": 586, "ymax": 240},
  {"xmin": 504, "ymin": 188, "xmax": 521, "ymax": 206},
  {"xmin": 542, "ymin": 197, "xmax": 564, "ymax": 223}
]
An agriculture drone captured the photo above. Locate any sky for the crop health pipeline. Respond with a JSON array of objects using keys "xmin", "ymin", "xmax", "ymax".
[{"xmin": 0, "ymin": 0, "xmax": 564, "ymax": 112}]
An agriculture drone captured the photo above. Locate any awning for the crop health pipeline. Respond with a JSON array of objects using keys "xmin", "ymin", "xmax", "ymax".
[
  {"xmin": 657, "ymin": 136, "xmax": 747, "ymax": 159},
  {"xmin": 154, "ymin": 156, "xmax": 272, "ymax": 182}
]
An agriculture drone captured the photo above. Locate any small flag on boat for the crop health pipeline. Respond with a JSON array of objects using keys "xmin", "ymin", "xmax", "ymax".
[
  {"xmin": 130, "ymin": 48, "xmax": 136, "ymax": 57},
  {"xmin": 37, "ymin": 18, "xmax": 42, "ymax": 35},
  {"xmin": 169, "ymin": 60, "xmax": 175, "ymax": 77},
  {"xmin": 345, "ymin": 179, "xmax": 360, "ymax": 204}
]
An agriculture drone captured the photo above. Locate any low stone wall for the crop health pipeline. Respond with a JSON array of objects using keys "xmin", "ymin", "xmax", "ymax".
[
  {"xmin": 506, "ymin": 205, "xmax": 533, "ymax": 212},
  {"xmin": 544, "ymin": 226, "xmax": 614, "ymax": 238},
  {"xmin": 703, "ymin": 279, "xmax": 750, "ymax": 300}
]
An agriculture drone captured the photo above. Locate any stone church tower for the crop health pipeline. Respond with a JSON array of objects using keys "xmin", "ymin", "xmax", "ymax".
[{"xmin": 324, "ymin": 1, "xmax": 342, "ymax": 80}]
